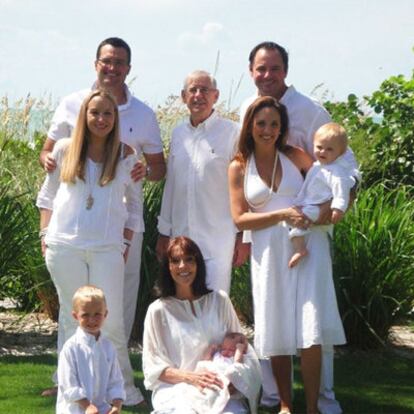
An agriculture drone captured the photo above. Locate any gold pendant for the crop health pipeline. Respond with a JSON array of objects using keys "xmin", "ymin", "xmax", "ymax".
[{"xmin": 86, "ymin": 194, "xmax": 94, "ymax": 210}]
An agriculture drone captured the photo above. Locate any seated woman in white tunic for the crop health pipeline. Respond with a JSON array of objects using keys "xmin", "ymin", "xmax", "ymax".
[
  {"xmin": 142, "ymin": 236, "xmax": 261, "ymax": 414},
  {"xmin": 228, "ymin": 97, "xmax": 346, "ymax": 414}
]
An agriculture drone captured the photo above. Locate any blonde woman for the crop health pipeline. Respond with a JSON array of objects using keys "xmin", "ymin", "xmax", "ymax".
[{"xmin": 37, "ymin": 89, "xmax": 143, "ymax": 405}]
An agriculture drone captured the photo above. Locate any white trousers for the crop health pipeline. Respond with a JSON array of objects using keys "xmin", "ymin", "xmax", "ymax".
[
  {"xmin": 260, "ymin": 346, "xmax": 342, "ymax": 414},
  {"xmin": 46, "ymin": 244, "xmax": 142, "ymax": 401},
  {"xmin": 123, "ymin": 232, "xmax": 143, "ymax": 339},
  {"xmin": 204, "ymin": 237, "xmax": 235, "ymax": 294}
]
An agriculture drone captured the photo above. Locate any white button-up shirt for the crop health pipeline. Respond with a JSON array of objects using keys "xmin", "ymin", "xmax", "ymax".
[
  {"xmin": 57, "ymin": 327, "xmax": 125, "ymax": 414},
  {"xmin": 157, "ymin": 111, "xmax": 239, "ymax": 259},
  {"xmin": 36, "ymin": 139, "xmax": 142, "ymax": 248}
]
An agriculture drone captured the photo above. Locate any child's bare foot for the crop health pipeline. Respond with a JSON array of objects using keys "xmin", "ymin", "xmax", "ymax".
[{"xmin": 288, "ymin": 249, "xmax": 308, "ymax": 268}]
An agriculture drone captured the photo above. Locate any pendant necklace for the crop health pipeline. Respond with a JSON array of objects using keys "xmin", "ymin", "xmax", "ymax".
[{"xmin": 86, "ymin": 160, "xmax": 98, "ymax": 210}]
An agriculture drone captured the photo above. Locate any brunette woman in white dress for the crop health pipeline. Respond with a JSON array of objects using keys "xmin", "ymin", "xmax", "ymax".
[{"xmin": 228, "ymin": 96, "xmax": 345, "ymax": 414}]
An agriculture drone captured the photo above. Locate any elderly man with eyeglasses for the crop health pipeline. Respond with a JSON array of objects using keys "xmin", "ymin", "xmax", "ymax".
[
  {"xmin": 156, "ymin": 70, "xmax": 249, "ymax": 294},
  {"xmin": 39, "ymin": 37, "xmax": 165, "ymax": 407}
]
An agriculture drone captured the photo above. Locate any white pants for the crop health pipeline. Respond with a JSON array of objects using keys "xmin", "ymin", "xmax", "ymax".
[
  {"xmin": 46, "ymin": 244, "xmax": 142, "ymax": 402},
  {"xmin": 260, "ymin": 347, "xmax": 342, "ymax": 414},
  {"xmin": 204, "ymin": 238, "xmax": 235, "ymax": 294},
  {"xmin": 123, "ymin": 232, "xmax": 143, "ymax": 339}
]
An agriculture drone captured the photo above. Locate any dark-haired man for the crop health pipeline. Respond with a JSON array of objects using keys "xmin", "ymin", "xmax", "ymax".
[
  {"xmin": 240, "ymin": 41, "xmax": 351, "ymax": 414},
  {"xmin": 39, "ymin": 37, "xmax": 165, "ymax": 406}
]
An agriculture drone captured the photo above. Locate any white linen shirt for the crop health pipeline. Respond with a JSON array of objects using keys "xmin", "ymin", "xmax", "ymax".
[
  {"xmin": 294, "ymin": 154, "xmax": 360, "ymax": 213},
  {"xmin": 48, "ymin": 85, "xmax": 163, "ymax": 158},
  {"xmin": 36, "ymin": 139, "xmax": 142, "ymax": 248},
  {"xmin": 56, "ymin": 327, "xmax": 125, "ymax": 414},
  {"xmin": 142, "ymin": 290, "xmax": 241, "ymax": 391},
  {"xmin": 157, "ymin": 111, "xmax": 239, "ymax": 259}
]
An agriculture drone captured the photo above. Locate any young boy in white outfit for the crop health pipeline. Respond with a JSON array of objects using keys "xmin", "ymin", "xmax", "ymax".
[
  {"xmin": 56, "ymin": 285, "xmax": 125, "ymax": 414},
  {"xmin": 183, "ymin": 332, "xmax": 261, "ymax": 414},
  {"xmin": 289, "ymin": 122, "xmax": 361, "ymax": 268}
]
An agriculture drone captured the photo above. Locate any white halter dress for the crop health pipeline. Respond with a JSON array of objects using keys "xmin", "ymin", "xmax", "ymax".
[{"xmin": 245, "ymin": 152, "xmax": 346, "ymax": 357}]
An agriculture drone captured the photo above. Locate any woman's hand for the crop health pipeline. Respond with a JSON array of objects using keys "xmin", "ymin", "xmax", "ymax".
[
  {"xmin": 188, "ymin": 370, "xmax": 224, "ymax": 392},
  {"xmin": 284, "ymin": 207, "xmax": 310, "ymax": 229}
]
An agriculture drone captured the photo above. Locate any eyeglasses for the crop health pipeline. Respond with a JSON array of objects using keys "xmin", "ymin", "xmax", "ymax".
[
  {"xmin": 186, "ymin": 87, "xmax": 216, "ymax": 95},
  {"xmin": 97, "ymin": 58, "xmax": 129, "ymax": 68}
]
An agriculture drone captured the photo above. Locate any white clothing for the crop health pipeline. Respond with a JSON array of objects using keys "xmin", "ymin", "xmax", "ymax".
[
  {"xmin": 57, "ymin": 327, "xmax": 125, "ymax": 414},
  {"xmin": 48, "ymin": 84, "xmax": 163, "ymax": 341},
  {"xmin": 37, "ymin": 139, "xmax": 141, "ymax": 249},
  {"xmin": 245, "ymin": 152, "xmax": 346, "ymax": 356},
  {"xmin": 45, "ymin": 244, "xmax": 142, "ymax": 405},
  {"xmin": 295, "ymin": 155, "xmax": 360, "ymax": 213},
  {"xmin": 157, "ymin": 111, "xmax": 240, "ymax": 292},
  {"xmin": 37, "ymin": 139, "xmax": 143, "ymax": 404},
  {"xmin": 241, "ymin": 86, "xmax": 345, "ymax": 413},
  {"xmin": 123, "ymin": 231, "xmax": 143, "ymax": 339},
  {"xmin": 142, "ymin": 291, "xmax": 260, "ymax": 413},
  {"xmin": 241, "ymin": 86, "xmax": 356, "ymax": 169},
  {"xmin": 289, "ymin": 155, "xmax": 359, "ymax": 238},
  {"xmin": 48, "ymin": 86, "xmax": 163, "ymax": 159},
  {"xmin": 183, "ymin": 352, "xmax": 261, "ymax": 414}
]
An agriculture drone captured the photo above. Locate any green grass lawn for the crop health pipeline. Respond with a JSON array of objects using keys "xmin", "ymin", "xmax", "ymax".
[{"xmin": 0, "ymin": 350, "xmax": 413, "ymax": 413}]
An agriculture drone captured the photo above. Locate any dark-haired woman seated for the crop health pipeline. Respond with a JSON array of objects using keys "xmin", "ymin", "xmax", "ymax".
[{"xmin": 142, "ymin": 236, "xmax": 261, "ymax": 413}]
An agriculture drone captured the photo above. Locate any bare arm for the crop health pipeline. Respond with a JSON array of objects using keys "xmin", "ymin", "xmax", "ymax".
[
  {"xmin": 39, "ymin": 208, "xmax": 53, "ymax": 256},
  {"xmin": 232, "ymin": 232, "xmax": 250, "ymax": 267},
  {"xmin": 39, "ymin": 138, "xmax": 57, "ymax": 172},
  {"xmin": 228, "ymin": 160, "xmax": 305, "ymax": 231},
  {"xmin": 131, "ymin": 152, "xmax": 166, "ymax": 182}
]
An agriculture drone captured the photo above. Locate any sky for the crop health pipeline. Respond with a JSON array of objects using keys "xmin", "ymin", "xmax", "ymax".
[{"xmin": 1, "ymin": 0, "xmax": 413, "ymax": 110}]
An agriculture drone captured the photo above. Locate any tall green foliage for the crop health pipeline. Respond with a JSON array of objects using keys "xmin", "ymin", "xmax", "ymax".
[{"xmin": 333, "ymin": 183, "xmax": 414, "ymax": 348}]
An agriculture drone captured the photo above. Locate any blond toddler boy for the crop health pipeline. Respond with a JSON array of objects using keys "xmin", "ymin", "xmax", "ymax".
[{"xmin": 289, "ymin": 123, "xmax": 360, "ymax": 268}]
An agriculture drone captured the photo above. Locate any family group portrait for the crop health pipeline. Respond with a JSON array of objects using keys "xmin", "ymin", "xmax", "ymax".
[{"xmin": 1, "ymin": 1, "xmax": 413, "ymax": 413}]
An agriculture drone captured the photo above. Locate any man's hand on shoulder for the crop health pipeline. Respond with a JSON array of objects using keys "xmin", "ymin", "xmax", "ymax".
[{"xmin": 40, "ymin": 138, "xmax": 57, "ymax": 172}]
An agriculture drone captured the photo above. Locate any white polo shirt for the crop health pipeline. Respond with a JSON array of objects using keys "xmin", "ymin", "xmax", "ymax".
[
  {"xmin": 48, "ymin": 85, "xmax": 163, "ymax": 158},
  {"xmin": 240, "ymin": 85, "xmax": 332, "ymax": 158}
]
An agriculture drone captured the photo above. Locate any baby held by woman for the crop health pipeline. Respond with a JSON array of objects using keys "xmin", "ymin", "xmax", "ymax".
[
  {"xmin": 183, "ymin": 332, "xmax": 260, "ymax": 414},
  {"xmin": 289, "ymin": 122, "xmax": 361, "ymax": 268}
]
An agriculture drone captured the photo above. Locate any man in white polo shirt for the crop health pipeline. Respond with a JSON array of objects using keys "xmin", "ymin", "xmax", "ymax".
[
  {"xmin": 156, "ymin": 70, "xmax": 248, "ymax": 293},
  {"xmin": 39, "ymin": 37, "xmax": 165, "ymax": 405},
  {"xmin": 240, "ymin": 41, "xmax": 346, "ymax": 414}
]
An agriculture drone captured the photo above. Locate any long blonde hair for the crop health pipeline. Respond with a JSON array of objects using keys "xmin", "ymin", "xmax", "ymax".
[{"xmin": 60, "ymin": 89, "xmax": 121, "ymax": 186}]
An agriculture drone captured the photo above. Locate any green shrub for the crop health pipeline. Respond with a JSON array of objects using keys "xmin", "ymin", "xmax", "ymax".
[
  {"xmin": 0, "ymin": 183, "xmax": 49, "ymax": 310},
  {"xmin": 333, "ymin": 183, "xmax": 414, "ymax": 348},
  {"xmin": 326, "ymin": 71, "xmax": 414, "ymax": 188}
]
